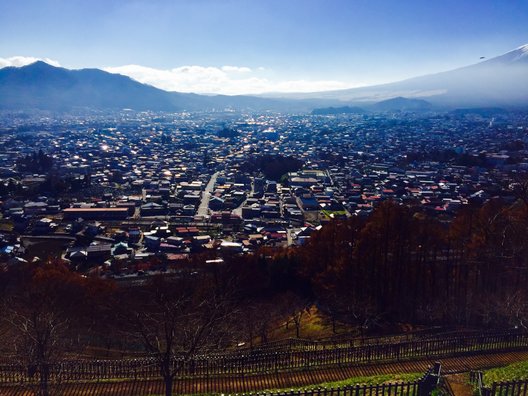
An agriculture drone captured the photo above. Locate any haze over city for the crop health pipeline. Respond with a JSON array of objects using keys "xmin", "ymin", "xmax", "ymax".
[{"xmin": 1, "ymin": 0, "xmax": 527, "ymax": 94}]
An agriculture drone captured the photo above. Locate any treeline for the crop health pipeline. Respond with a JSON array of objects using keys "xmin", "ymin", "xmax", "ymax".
[
  {"xmin": 295, "ymin": 199, "xmax": 528, "ymax": 329},
  {"xmin": 0, "ymin": 173, "xmax": 92, "ymax": 198},
  {"xmin": 3, "ymin": 150, "xmax": 92, "ymax": 199},
  {"xmin": 218, "ymin": 198, "xmax": 528, "ymax": 331},
  {"xmin": 241, "ymin": 154, "xmax": 304, "ymax": 181},
  {"xmin": 216, "ymin": 127, "xmax": 240, "ymax": 139},
  {"xmin": 16, "ymin": 150, "xmax": 53, "ymax": 173}
]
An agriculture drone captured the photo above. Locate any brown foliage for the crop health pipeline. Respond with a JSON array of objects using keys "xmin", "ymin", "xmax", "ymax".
[
  {"xmin": 0, "ymin": 260, "xmax": 113, "ymax": 395},
  {"xmin": 298, "ymin": 199, "xmax": 528, "ymax": 329}
]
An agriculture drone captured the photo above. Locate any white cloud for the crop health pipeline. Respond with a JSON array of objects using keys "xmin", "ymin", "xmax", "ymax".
[
  {"xmin": 0, "ymin": 56, "xmax": 61, "ymax": 68},
  {"xmin": 221, "ymin": 65, "xmax": 251, "ymax": 73},
  {"xmin": 0, "ymin": 55, "xmax": 356, "ymax": 95},
  {"xmin": 104, "ymin": 64, "xmax": 354, "ymax": 95}
]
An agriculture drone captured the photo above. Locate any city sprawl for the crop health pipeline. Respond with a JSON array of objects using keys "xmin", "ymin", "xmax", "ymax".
[{"xmin": 0, "ymin": 109, "xmax": 527, "ymax": 277}]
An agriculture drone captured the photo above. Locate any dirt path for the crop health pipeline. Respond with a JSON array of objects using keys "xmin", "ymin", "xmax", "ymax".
[
  {"xmin": 2, "ymin": 350, "xmax": 527, "ymax": 395},
  {"xmin": 444, "ymin": 373, "xmax": 474, "ymax": 396}
]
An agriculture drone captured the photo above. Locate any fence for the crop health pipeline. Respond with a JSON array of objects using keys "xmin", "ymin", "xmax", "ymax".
[
  {"xmin": 0, "ymin": 364, "xmax": 442, "ymax": 396},
  {"xmin": 209, "ymin": 363, "xmax": 439, "ymax": 396},
  {"xmin": 243, "ymin": 382, "xmax": 421, "ymax": 396},
  {"xmin": 236, "ymin": 328, "xmax": 506, "ymax": 354},
  {"xmin": 0, "ymin": 331, "xmax": 526, "ymax": 384},
  {"xmin": 470, "ymin": 371, "xmax": 489, "ymax": 396},
  {"xmin": 470, "ymin": 371, "xmax": 528, "ymax": 396},
  {"xmin": 184, "ymin": 329, "xmax": 528, "ymax": 366},
  {"xmin": 489, "ymin": 380, "xmax": 528, "ymax": 395}
]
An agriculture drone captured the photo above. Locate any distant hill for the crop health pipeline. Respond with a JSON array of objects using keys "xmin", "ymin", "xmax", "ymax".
[
  {"xmin": 0, "ymin": 61, "xmax": 178, "ymax": 111},
  {"xmin": 370, "ymin": 97, "xmax": 432, "ymax": 112},
  {"xmin": 263, "ymin": 44, "xmax": 528, "ymax": 108},
  {"xmin": 311, "ymin": 106, "xmax": 364, "ymax": 115},
  {"xmin": 0, "ymin": 61, "xmax": 317, "ymax": 112}
]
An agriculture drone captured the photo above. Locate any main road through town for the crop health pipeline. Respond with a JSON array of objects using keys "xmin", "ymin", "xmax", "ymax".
[{"xmin": 197, "ymin": 171, "xmax": 219, "ymax": 218}]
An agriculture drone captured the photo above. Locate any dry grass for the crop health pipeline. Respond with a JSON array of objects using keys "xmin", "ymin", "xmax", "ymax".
[{"xmin": 269, "ymin": 305, "xmax": 357, "ymax": 341}]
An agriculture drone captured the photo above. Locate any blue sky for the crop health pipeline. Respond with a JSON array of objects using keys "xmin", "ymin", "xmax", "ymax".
[{"xmin": 1, "ymin": 0, "xmax": 527, "ymax": 94}]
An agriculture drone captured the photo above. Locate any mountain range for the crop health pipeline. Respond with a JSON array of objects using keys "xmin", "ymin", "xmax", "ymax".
[
  {"xmin": 0, "ymin": 61, "xmax": 310, "ymax": 112},
  {"xmin": 269, "ymin": 44, "xmax": 528, "ymax": 108},
  {"xmin": 0, "ymin": 44, "xmax": 527, "ymax": 112}
]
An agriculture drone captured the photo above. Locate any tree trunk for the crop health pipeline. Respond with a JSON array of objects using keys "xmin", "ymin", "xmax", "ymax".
[
  {"xmin": 248, "ymin": 326, "xmax": 254, "ymax": 349},
  {"xmin": 260, "ymin": 325, "xmax": 268, "ymax": 344},
  {"xmin": 294, "ymin": 317, "xmax": 301, "ymax": 338},
  {"xmin": 160, "ymin": 358, "xmax": 173, "ymax": 396},
  {"xmin": 39, "ymin": 363, "xmax": 50, "ymax": 396},
  {"xmin": 164, "ymin": 375, "xmax": 173, "ymax": 396},
  {"xmin": 293, "ymin": 311, "xmax": 303, "ymax": 338}
]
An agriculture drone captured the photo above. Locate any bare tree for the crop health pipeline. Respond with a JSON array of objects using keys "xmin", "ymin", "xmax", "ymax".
[
  {"xmin": 277, "ymin": 292, "xmax": 311, "ymax": 339},
  {"xmin": 236, "ymin": 299, "xmax": 284, "ymax": 346},
  {"xmin": 236, "ymin": 300, "xmax": 268, "ymax": 348},
  {"xmin": 116, "ymin": 274, "xmax": 232, "ymax": 396},
  {"xmin": 476, "ymin": 290, "xmax": 528, "ymax": 330},
  {"xmin": 1, "ymin": 263, "xmax": 84, "ymax": 396},
  {"xmin": 3, "ymin": 302, "xmax": 69, "ymax": 396}
]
